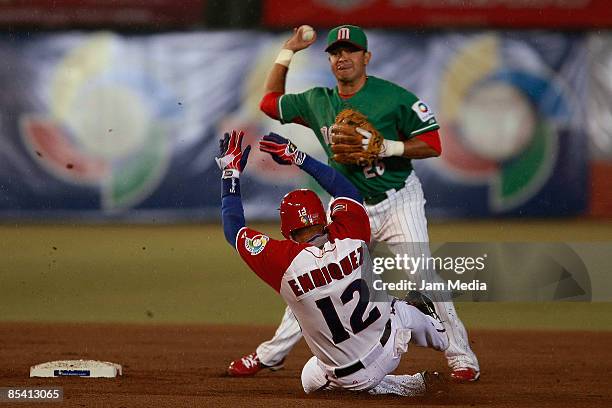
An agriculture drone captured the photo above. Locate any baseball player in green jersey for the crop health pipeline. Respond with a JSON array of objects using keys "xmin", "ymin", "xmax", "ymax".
[{"xmin": 228, "ymin": 24, "xmax": 480, "ymax": 382}]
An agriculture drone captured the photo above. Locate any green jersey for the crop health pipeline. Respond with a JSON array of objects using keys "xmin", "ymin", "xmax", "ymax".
[{"xmin": 278, "ymin": 76, "xmax": 439, "ymax": 199}]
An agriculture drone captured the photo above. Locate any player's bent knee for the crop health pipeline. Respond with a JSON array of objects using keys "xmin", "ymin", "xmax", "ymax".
[{"xmin": 301, "ymin": 356, "xmax": 328, "ymax": 394}]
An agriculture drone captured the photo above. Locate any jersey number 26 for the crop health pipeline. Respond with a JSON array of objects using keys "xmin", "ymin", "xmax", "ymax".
[{"xmin": 363, "ymin": 160, "xmax": 385, "ymax": 179}]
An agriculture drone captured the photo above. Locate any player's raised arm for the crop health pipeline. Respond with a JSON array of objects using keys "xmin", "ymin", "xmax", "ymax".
[
  {"xmin": 260, "ymin": 26, "xmax": 316, "ymax": 120},
  {"xmin": 215, "ymin": 130, "xmax": 252, "ymax": 246},
  {"xmin": 259, "ymin": 133, "xmax": 362, "ymax": 203}
]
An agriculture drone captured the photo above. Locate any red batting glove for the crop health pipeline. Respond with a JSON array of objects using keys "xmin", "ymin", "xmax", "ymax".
[
  {"xmin": 259, "ymin": 132, "xmax": 305, "ymax": 166},
  {"xmin": 215, "ymin": 130, "xmax": 252, "ymax": 178}
]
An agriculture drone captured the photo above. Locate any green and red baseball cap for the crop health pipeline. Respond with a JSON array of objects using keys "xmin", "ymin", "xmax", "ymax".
[{"xmin": 325, "ymin": 25, "xmax": 368, "ymax": 52}]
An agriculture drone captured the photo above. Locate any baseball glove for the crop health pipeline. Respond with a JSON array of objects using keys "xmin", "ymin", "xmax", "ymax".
[{"xmin": 330, "ymin": 109, "xmax": 384, "ymax": 166}]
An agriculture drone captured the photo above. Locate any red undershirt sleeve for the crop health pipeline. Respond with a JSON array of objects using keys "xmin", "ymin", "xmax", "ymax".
[
  {"xmin": 415, "ymin": 129, "xmax": 442, "ymax": 155},
  {"xmin": 259, "ymin": 92, "xmax": 283, "ymax": 120}
]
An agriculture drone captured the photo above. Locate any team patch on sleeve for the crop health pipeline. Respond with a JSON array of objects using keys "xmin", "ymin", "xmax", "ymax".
[
  {"xmin": 236, "ymin": 227, "xmax": 306, "ymax": 292},
  {"xmin": 330, "ymin": 202, "xmax": 347, "ymax": 216},
  {"xmin": 411, "ymin": 100, "xmax": 435, "ymax": 122},
  {"xmin": 244, "ymin": 234, "xmax": 269, "ymax": 255}
]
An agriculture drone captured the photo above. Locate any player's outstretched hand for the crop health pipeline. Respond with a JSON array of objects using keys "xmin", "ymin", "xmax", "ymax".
[
  {"xmin": 215, "ymin": 130, "xmax": 251, "ymax": 177},
  {"xmin": 259, "ymin": 132, "xmax": 305, "ymax": 166}
]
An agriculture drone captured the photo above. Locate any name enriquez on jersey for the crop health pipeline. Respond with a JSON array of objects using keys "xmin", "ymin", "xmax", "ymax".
[{"xmin": 288, "ymin": 246, "xmax": 364, "ymax": 298}]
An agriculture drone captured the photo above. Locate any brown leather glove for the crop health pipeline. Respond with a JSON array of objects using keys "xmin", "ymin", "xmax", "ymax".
[{"xmin": 330, "ymin": 109, "xmax": 384, "ymax": 166}]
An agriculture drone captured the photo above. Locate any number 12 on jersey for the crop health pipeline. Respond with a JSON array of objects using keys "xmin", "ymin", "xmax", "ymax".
[{"xmin": 315, "ymin": 279, "xmax": 381, "ymax": 344}]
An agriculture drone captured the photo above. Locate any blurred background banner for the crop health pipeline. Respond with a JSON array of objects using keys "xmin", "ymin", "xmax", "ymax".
[
  {"xmin": 0, "ymin": 0, "xmax": 207, "ymax": 29},
  {"xmin": 413, "ymin": 33, "xmax": 588, "ymax": 218},
  {"xmin": 0, "ymin": 31, "xmax": 269, "ymax": 220},
  {"xmin": 0, "ymin": 30, "xmax": 597, "ymax": 220},
  {"xmin": 587, "ymin": 33, "xmax": 612, "ymax": 217},
  {"xmin": 263, "ymin": 0, "xmax": 612, "ymax": 29}
]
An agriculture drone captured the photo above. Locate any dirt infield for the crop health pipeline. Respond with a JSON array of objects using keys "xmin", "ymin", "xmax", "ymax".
[{"xmin": 0, "ymin": 323, "xmax": 610, "ymax": 408}]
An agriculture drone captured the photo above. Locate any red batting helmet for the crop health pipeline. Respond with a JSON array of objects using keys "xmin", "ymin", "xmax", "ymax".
[{"xmin": 280, "ymin": 189, "xmax": 326, "ymax": 240}]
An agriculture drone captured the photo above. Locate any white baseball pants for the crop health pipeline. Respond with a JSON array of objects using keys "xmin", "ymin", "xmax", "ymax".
[{"xmin": 301, "ymin": 301, "xmax": 448, "ymax": 396}]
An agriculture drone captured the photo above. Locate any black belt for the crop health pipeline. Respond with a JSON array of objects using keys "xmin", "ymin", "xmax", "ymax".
[
  {"xmin": 363, "ymin": 182, "xmax": 405, "ymax": 206},
  {"xmin": 334, "ymin": 319, "xmax": 392, "ymax": 378}
]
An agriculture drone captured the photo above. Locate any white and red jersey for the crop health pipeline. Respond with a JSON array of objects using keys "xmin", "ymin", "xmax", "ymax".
[{"xmin": 236, "ymin": 197, "xmax": 390, "ymax": 367}]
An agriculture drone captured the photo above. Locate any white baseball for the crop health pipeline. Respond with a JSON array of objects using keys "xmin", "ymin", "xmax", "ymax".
[{"xmin": 300, "ymin": 25, "xmax": 315, "ymax": 42}]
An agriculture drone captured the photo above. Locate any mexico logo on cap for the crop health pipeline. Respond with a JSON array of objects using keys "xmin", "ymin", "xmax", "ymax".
[{"xmin": 338, "ymin": 27, "xmax": 350, "ymax": 40}]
